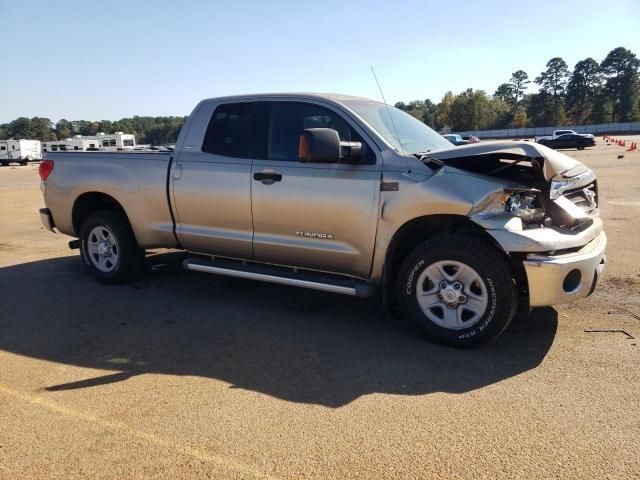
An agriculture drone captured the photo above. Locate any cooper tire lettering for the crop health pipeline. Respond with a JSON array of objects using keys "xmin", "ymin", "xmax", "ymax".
[{"xmin": 396, "ymin": 235, "xmax": 517, "ymax": 348}]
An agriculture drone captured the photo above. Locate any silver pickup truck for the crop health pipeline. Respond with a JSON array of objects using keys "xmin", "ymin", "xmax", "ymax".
[{"xmin": 39, "ymin": 93, "xmax": 606, "ymax": 347}]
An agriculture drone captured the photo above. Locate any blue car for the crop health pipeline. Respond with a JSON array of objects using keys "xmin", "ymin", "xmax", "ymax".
[{"xmin": 443, "ymin": 134, "xmax": 469, "ymax": 146}]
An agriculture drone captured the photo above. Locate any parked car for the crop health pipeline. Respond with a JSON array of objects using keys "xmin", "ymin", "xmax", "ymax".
[
  {"xmin": 461, "ymin": 135, "xmax": 480, "ymax": 144},
  {"xmin": 535, "ymin": 129, "xmax": 594, "ymax": 143},
  {"xmin": 38, "ymin": 93, "xmax": 606, "ymax": 348},
  {"xmin": 537, "ymin": 133, "xmax": 596, "ymax": 150},
  {"xmin": 442, "ymin": 134, "xmax": 469, "ymax": 146}
]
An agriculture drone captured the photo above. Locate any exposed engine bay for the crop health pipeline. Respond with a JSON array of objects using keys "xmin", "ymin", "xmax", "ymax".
[{"xmin": 424, "ymin": 142, "xmax": 599, "ymax": 233}]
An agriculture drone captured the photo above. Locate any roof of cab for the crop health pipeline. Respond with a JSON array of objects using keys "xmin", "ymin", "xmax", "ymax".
[{"xmin": 199, "ymin": 92, "xmax": 381, "ymax": 104}]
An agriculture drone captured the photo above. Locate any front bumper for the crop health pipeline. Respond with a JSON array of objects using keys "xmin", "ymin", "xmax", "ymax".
[
  {"xmin": 524, "ymin": 231, "xmax": 606, "ymax": 307},
  {"xmin": 39, "ymin": 208, "xmax": 55, "ymax": 231}
]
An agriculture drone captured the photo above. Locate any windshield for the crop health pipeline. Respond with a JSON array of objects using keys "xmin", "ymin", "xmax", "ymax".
[{"xmin": 343, "ymin": 100, "xmax": 452, "ymax": 154}]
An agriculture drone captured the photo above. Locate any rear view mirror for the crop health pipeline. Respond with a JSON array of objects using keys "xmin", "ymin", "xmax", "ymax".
[{"xmin": 298, "ymin": 128, "xmax": 340, "ymax": 163}]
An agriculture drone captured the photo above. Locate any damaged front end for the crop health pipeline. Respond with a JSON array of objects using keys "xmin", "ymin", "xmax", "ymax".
[
  {"xmin": 427, "ymin": 141, "xmax": 606, "ymax": 307},
  {"xmin": 428, "ymin": 141, "xmax": 599, "ymax": 237}
]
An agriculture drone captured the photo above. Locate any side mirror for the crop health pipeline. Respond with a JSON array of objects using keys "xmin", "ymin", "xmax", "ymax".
[
  {"xmin": 298, "ymin": 128, "xmax": 340, "ymax": 163},
  {"xmin": 298, "ymin": 128, "xmax": 365, "ymax": 163},
  {"xmin": 339, "ymin": 141, "xmax": 363, "ymax": 162}
]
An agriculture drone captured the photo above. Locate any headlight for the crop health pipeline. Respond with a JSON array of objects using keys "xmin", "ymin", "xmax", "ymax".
[
  {"xmin": 549, "ymin": 179, "xmax": 572, "ymax": 200},
  {"xmin": 470, "ymin": 188, "xmax": 546, "ymax": 226},
  {"xmin": 505, "ymin": 191, "xmax": 544, "ymax": 222},
  {"xmin": 550, "ymin": 168, "xmax": 595, "ymax": 199}
]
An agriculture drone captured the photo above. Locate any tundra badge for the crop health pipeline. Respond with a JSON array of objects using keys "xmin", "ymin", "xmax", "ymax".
[{"xmin": 295, "ymin": 231, "xmax": 334, "ymax": 240}]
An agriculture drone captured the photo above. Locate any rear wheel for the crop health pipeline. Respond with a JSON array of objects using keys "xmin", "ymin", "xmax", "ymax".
[
  {"xmin": 397, "ymin": 235, "xmax": 517, "ymax": 348},
  {"xmin": 79, "ymin": 210, "xmax": 145, "ymax": 284}
]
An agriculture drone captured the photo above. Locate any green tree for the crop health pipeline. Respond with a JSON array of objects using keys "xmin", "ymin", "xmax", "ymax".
[
  {"xmin": 8, "ymin": 117, "xmax": 35, "ymax": 139},
  {"xmin": 420, "ymin": 99, "xmax": 439, "ymax": 129},
  {"xmin": 55, "ymin": 119, "xmax": 73, "ymax": 140},
  {"xmin": 494, "ymin": 83, "xmax": 515, "ymax": 105},
  {"xmin": 437, "ymin": 91, "xmax": 456, "ymax": 130},
  {"xmin": 509, "ymin": 70, "xmax": 530, "ymax": 107},
  {"xmin": 394, "ymin": 100, "xmax": 438, "ymax": 129},
  {"xmin": 535, "ymin": 57, "xmax": 570, "ymax": 125},
  {"xmin": 566, "ymin": 58, "xmax": 601, "ymax": 124},
  {"xmin": 525, "ymin": 92, "xmax": 556, "ymax": 127},
  {"xmin": 599, "ymin": 47, "xmax": 640, "ymax": 122},
  {"xmin": 512, "ymin": 105, "xmax": 529, "ymax": 128},
  {"xmin": 30, "ymin": 117, "xmax": 54, "ymax": 141},
  {"xmin": 448, "ymin": 89, "xmax": 497, "ymax": 131}
]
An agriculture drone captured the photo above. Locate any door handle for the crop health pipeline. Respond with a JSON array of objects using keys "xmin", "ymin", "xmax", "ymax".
[
  {"xmin": 253, "ymin": 171, "xmax": 282, "ymax": 185},
  {"xmin": 172, "ymin": 163, "xmax": 182, "ymax": 180}
]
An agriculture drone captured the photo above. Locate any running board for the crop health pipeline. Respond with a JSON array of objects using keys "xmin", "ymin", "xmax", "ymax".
[{"xmin": 183, "ymin": 257, "xmax": 375, "ymax": 297}]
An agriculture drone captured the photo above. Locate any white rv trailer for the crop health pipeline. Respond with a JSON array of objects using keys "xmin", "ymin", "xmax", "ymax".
[
  {"xmin": 0, "ymin": 139, "xmax": 42, "ymax": 165},
  {"xmin": 42, "ymin": 132, "xmax": 136, "ymax": 153}
]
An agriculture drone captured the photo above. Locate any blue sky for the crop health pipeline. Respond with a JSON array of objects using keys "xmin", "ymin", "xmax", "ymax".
[{"xmin": 1, "ymin": 0, "xmax": 639, "ymax": 123}]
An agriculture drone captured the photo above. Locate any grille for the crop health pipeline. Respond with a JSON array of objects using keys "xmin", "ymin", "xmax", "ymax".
[{"xmin": 562, "ymin": 181, "xmax": 598, "ymax": 216}]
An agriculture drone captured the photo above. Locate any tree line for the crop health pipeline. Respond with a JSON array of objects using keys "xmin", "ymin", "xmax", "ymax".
[
  {"xmin": 395, "ymin": 46, "xmax": 640, "ymax": 132},
  {"xmin": 0, "ymin": 116, "xmax": 186, "ymax": 145}
]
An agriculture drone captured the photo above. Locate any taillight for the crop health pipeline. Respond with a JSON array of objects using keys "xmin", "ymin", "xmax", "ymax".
[{"xmin": 39, "ymin": 159, "xmax": 54, "ymax": 181}]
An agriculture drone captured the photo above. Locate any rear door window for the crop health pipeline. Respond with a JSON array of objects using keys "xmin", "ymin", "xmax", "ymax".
[{"xmin": 202, "ymin": 102, "xmax": 262, "ymax": 159}]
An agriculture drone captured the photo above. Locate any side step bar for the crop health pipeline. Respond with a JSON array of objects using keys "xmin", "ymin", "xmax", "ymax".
[{"xmin": 183, "ymin": 257, "xmax": 375, "ymax": 298}]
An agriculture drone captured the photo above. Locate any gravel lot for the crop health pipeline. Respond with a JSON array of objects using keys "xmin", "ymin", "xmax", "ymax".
[{"xmin": 1, "ymin": 137, "xmax": 639, "ymax": 479}]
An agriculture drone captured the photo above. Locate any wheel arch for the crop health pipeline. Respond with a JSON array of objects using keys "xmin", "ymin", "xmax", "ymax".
[
  {"xmin": 382, "ymin": 214, "xmax": 518, "ymax": 310},
  {"xmin": 72, "ymin": 192, "xmax": 132, "ymax": 237}
]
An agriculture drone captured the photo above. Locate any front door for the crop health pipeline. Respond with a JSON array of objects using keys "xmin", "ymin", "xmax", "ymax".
[
  {"xmin": 172, "ymin": 101, "xmax": 261, "ymax": 259},
  {"xmin": 251, "ymin": 101, "xmax": 381, "ymax": 278}
]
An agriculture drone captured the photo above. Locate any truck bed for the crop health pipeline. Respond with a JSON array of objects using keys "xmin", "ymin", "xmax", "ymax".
[{"xmin": 42, "ymin": 151, "xmax": 177, "ymax": 249}]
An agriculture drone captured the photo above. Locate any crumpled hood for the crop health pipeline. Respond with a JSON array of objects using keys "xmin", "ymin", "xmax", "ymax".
[{"xmin": 429, "ymin": 140, "xmax": 587, "ymax": 181}]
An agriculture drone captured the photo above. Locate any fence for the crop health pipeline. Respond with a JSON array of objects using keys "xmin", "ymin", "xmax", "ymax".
[{"xmin": 457, "ymin": 122, "xmax": 640, "ymax": 139}]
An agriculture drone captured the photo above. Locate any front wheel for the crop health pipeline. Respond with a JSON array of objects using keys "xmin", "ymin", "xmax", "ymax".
[
  {"xmin": 397, "ymin": 235, "xmax": 517, "ymax": 348},
  {"xmin": 79, "ymin": 210, "xmax": 145, "ymax": 284}
]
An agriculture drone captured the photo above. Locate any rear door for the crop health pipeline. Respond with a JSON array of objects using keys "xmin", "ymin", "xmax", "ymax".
[
  {"xmin": 171, "ymin": 100, "xmax": 261, "ymax": 259},
  {"xmin": 250, "ymin": 100, "xmax": 381, "ymax": 278}
]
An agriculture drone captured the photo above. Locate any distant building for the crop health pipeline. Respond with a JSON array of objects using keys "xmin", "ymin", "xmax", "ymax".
[{"xmin": 42, "ymin": 132, "xmax": 135, "ymax": 152}]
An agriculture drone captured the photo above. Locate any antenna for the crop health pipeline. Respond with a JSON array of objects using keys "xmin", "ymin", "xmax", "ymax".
[{"xmin": 370, "ymin": 66, "xmax": 409, "ymax": 170}]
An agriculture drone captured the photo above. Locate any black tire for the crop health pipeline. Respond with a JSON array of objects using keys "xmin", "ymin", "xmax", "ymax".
[
  {"xmin": 397, "ymin": 235, "xmax": 517, "ymax": 348},
  {"xmin": 577, "ymin": 146, "xmax": 585, "ymax": 150},
  {"xmin": 79, "ymin": 210, "xmax": 145, "ymax": 284}
]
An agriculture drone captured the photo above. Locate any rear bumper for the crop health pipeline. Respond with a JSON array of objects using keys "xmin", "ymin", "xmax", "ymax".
[
  {"xmin": 39, "ymin": 208, "xmax": 56, "ymax": 231},
  {"xmin": 524, "ymin": 231, "xmax": 606, "ymax": 307}
]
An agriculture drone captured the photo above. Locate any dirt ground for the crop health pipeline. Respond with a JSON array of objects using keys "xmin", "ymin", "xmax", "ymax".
[{"xmin": 0, "ymin": 137, "xmax": 639, "ymax": 479}]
